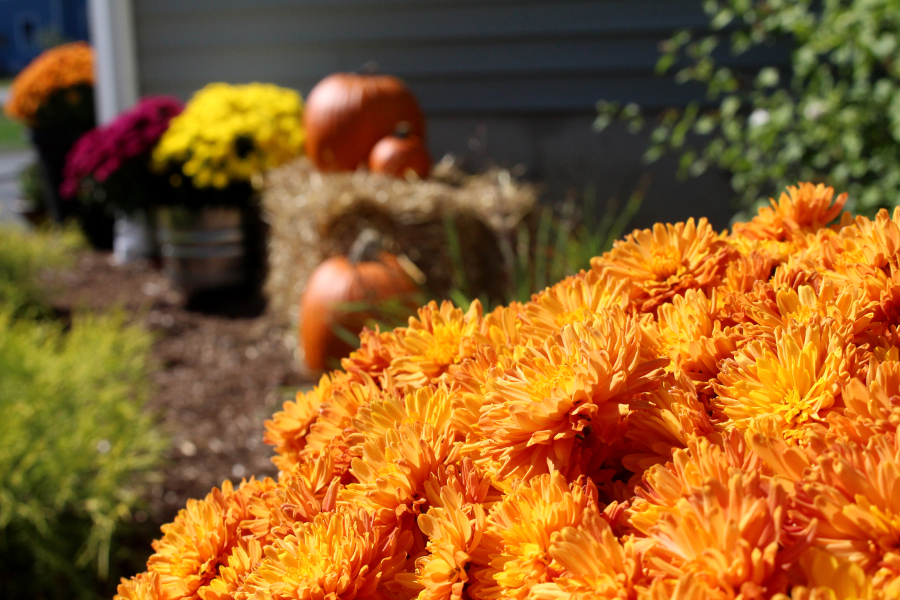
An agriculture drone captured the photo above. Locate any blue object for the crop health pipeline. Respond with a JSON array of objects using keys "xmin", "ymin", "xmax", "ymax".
[{"xmin": 0, "ymin": 0, "xmax": 89, "ymax": 76}]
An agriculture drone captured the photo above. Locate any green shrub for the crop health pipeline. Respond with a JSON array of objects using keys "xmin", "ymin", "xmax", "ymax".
[
  {"xmin": 0, "ymin": 224, "xmax": 81, "ymax": 312},
  {"xmin": 0, "ymin": 225, "xmax": 164, "ymax": 598},
  {"xmin": 598, "ymin": 0, "xmax": 900, "ymax": 217},
  {"xmin": 0, "ymin": 309, "xmax": 164, "ymax": 599}
]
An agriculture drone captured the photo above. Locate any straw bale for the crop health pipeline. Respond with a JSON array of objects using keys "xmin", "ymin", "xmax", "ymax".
[{"xmin": 262, "ymin": 155, "xmax": 536, "ymax": 331}]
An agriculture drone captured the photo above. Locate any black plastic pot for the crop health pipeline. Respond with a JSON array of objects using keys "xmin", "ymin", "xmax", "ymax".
[{"xmin": 29, "ymin": 128, "xmax": 114, "ymax": 249}]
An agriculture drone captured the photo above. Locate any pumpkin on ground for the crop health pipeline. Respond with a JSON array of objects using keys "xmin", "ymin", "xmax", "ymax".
[
  {"xmin": 300, "ymin": 230, "xmax": 418, "ymax": 370},
  {"xmin": 303, "ymin": 73, "xmax": 425, "ymax": 172},
  {"xmin": 368, "ymin": 130, "xmax": 431, "ymax": 179}
]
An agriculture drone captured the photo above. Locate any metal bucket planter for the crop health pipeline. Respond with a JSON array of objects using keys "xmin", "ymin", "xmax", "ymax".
[{"xmin": 157, "ymin": 206, "xmax": 246, "ymax": 296}]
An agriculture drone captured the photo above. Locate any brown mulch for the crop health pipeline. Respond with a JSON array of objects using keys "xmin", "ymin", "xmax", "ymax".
[{"xmin": 43, "ymin": 251, "xmax": 312, "ymax": 524}]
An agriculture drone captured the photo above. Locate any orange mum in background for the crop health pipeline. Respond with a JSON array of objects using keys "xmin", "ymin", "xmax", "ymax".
[
  {"xmin": 4, "ymin": 42, "xmax": 94, "ymax": 124},
  {"xmin": 117, "ymin": 183, "xmax": 900, "ymax": 600}
]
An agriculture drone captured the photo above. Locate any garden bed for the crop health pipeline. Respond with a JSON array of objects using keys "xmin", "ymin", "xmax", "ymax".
[{"xmin": 42, "ymin": 250, "xmax": 311, "ymax": 523}]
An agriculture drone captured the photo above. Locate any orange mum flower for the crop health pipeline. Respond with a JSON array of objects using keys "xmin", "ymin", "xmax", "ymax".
[
  {"xmin": 622, "ymin": 377, "xmax": 719, "ymax": 473},
  {"xmin": 124, "ymin": 180, "xmax": 900, "ymax": 600},
  {"xmin": 197, "ymin": 537, "xmax": 264, "ymax": 600},
  {"xmin": 770, "ymin": 548, "xmax": 874, "ymax": 600},
  {"xmin": 264, "ymin": 372, "xmax": 349, "ymax": 472},
  {"xmin": 637, "ymin": 451, "xmax": 795, "ymax": 599},
  {"xmin": 654, "ymin": 289, "xmax": 741, "ymax": 392},
  {"xmin": 147, "ymin": 479, "xmax": 273, "ymax": 600},
  {"xmin": 349, "ymin": 384, "xmax": 458, "ymax": 451},
  {"xmin": 4, "ymin": 42, "xmax": 94, "ymax": 124},
  {"xmin": 243, "ymin": 453, "xmax": 338, "ymax": 542},
  {"xmin": 591, "ymin": 218, "xmax": 734, "ymax": 313},
  {"xmin": 415, "ymin": 486, "xmax": 487, "ymax": 600},
  {"xmin": 731, "ymin": 183, "xmax": 847, "ymax": 242},
  {"xmin": 468, "ymin": 473, "xmax": 595, "ymax": 600},
  {"xmin": 719, "ymin": 250, "xmax": 778, "ymax": 294},
  {"xmin": 387, "ymin": 301, "xmax": 485, "ymax": 391},
  {"xmin": 831, "ymin": 348, "xmax": 900, "ymax": 443},
  {"xmin": 115, "ymin": 572, "xmax": 165, "ymax": 600},
  {"xmin": 739, "ymin": 279, "xmax": 871, "ymax": 344},
  {"xmin": 528, "ymin": 508, "xmax": 643, "ymax": 600},
  {"xmin": 297, "ymin": 374, "xmax": 384, "ymax": 477},
  {"xmin": 479, "ymin": 302, "xmax": 528, "ymax": 352},
  {"xmin": 241, "ymin": 508, "xmax": 413, "ymax": 600},
  {"xmin": 520, "ymin": 270, "xmax": 630, "ymax": 343},
  {"xmin": 712, "ymin": 320, "xmax": 857, "ymax": 441},
  {"xmin": 475, "ymin": 310, "xmax": 666, "ymax": 480},
  {"xmin": 791, "ymin": 429, "xmax": 900, "ymax": 574},
  {"xmin": 341, "ymin": 421, "xmax": 456, "ymax": 526}
]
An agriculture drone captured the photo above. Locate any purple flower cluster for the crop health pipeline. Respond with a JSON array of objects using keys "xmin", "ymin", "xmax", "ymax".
[{"xmin": 61, "ymin": 95, "xmax": 183, "ymax": 198}]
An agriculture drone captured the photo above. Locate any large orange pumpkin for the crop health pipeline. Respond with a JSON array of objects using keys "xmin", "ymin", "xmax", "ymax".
[
  {"xmin": 303, "ymin": 73, "xmax": 426, "ymax": 172},
  {"xmin": 369, "ymin": 131, "xmax": 431, "ymax": 179},
  {"xmin": 300, "ymin": 232, "xmax": 418, "ymax": 370}
]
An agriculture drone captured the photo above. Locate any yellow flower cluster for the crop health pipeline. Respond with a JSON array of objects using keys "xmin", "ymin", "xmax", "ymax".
[
  {"xmin": 118, "ymin": 182, "xmax": 900, "ymax": 600},
  {"xmin": 152, "ymin": 83, "xmax": 304, "ymax": 189},
  {"xmin": 4, "ymin": 42, "xmax": 93, "ymax": 124}
]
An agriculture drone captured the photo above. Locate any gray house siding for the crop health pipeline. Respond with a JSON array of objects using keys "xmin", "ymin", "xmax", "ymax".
[
  {"xmin": 131, "ymin": 0, "xmax": 784, "ymax": 228},
  {"xmin": 134, "ymin": 0, "xmax": 719, "ymax": 111}
]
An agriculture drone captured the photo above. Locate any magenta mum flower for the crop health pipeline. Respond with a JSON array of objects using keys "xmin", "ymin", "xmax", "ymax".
[{"xmin": 61, "ymin": 95, "xmax": 183, "ymax": 198}]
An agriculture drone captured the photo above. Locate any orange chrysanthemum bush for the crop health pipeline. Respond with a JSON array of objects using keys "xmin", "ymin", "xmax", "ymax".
[
  {"xmin": 4, "ymin": 41, "xmax": 94, "ymax": 127},
  {"xmin": 119, "ymin": 182, "xmax": 900, "ymax": 600}
]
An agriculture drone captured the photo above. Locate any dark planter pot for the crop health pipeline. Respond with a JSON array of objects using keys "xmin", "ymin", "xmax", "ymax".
[{"xmin": 29, "ymin": 128, "xmax": 114, "ymax": 249}]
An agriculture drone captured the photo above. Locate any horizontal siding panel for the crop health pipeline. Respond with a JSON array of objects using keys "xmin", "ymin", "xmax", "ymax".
[
  {"xmin": 135, "ymin": 1, "xmax": 708, "ymax": 49},
  {"xmin": 139, "ymin": 37, "xmax": 789, "ymax": 90},
  {"xmin": 141, "ymin": 73, "xmax": 709, "ymax": 113}
]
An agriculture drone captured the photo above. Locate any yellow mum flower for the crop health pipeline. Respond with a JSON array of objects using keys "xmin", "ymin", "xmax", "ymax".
[{"xmin": 152, "ymin": 82, "xmax": 304, "ymax": 188}]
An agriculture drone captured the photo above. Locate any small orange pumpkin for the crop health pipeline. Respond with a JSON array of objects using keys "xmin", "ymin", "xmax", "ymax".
[
  {"xmin": 368, "ymin": 130, "xmax": 431, "ymax": 178},
  {"xmin": 300, "ymin": 230, "xmax": 418, "ymax": 370},
  {"xmin": 303, "ymin": 72, "xmax": 425, "ymax": 172}
]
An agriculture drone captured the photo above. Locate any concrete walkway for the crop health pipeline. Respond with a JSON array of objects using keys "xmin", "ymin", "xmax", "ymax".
[{"xmin": 0, "ymin": 149, "xmax": 33, "ymax": 224}]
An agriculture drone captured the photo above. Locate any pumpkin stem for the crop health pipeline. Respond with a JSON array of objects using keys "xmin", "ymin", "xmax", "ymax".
[
  {"xmin": 360, "ymin": 61, "xmax": 379, "ymax": 75},
  {"xmin": 349, "ymin": 228, "xmax": 383, "ymax": 263},
  {"xmin": 394, "ymin": 121, "xmax": 411, "ymax": 139}
]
